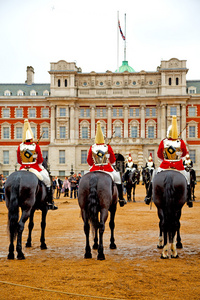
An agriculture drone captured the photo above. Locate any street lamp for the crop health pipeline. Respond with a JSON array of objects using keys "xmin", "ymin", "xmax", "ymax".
[{"xmin": 70, "ymin": 164, "xmax": 74, "ymax": 175}]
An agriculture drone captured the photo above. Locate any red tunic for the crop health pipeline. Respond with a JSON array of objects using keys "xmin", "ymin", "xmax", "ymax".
[
  {"xmin": 157, "ymin": 139, "xmax": 187, "ymax": 171},
  {"xmin": 87, "ymin": 144, "xmax": 116, "ymax": 172},
  {"xmin": 17, "ymin": 142, "xmax": 43, "ymax": 172}
]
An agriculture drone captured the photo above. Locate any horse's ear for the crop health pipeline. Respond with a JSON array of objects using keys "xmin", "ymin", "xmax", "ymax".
[{"xmin": 45, "ymin": 156, "xmax": 48, "ymax": 161}]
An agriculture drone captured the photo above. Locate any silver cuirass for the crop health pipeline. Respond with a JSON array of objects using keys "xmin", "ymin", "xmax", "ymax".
[
  {"xmin": 163, "ymin": 139, "xmax": 182, "ymax": 160},
  {"xmin": 92, "ymin": 144, "xmax": 109, "ymax": 165}
]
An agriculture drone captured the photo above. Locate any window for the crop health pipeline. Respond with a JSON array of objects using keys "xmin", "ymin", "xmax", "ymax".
[
  {"xmin": 42, "ymin": 127, "xmax": 49, "ymax": 139},
  {"xmin": 176, "ymin": 78, "xmax": 179, "ymax": 85},
  {"xmin": 188, "ymin": 107, "xmax": 196, "ymax": 117},
  {"xmin": 102, "ymin": 108, "xmax": 106, "ymax": 117},
  {"xmin": 3, "ymin": 171, "xmax": 9, "ymax": 177},
  {"xmin": 97, "ymin": 108, "xmax": 101, "ymax": 117},
  {"xmin": 82, "ymin": 127, "xmax": 88, "ymax": 139},
  {"xmin": 59, "ymin": 108, "xmax": 66, "ymax": 117},
  {"xmin": 101, "ymin": 126, "xmax": 105, "ymax": 135},
  {"xmin": 3, "ymin": 151, "xmax": 9, "ymax": 164},
  {"xmin": 17, "ymin": 90, "xmax": 24, "ymax": 96},
  {"xmin": 16, "ymin": 127, "xmax": 22, "ymax": 139},
  {"xmin": 31, "ymin": 127, "xmax": 36, "ymax": 139},
  {"xmin": 60, "ymin": 126, "xmax": 66, "ymax": 139},
  {"xmin": 80, "ymin": 109, "xmax": 84, "ymax": 117},
  {"xmin": 58, "ymin": 79, "xmax": 61, "ymax": 87},
  {"xmin": 3, "ymin": 109, "xmax": 9, "ymax": 118},
  {"xmin": 188, "ymin": 126, "xmax": 196, "ymax": 138},
  {"xmin": 131, "ymin": 126, "xmax": 137, "ymax": 138},
  {"xmin": 170, "ymin": 107, "xmax": 177, "ymax": 116},
  {"xmin": 30, "ymin": 90, "xmax": 36, "ymax": 96},
  {"xmin": 146, "ymin": 108, "xmax": 150, "ymax": 117},
  {"xmin": 42, "ymin": 108, "xmax": 49, "ymax": 118},
  {"xmin": 16, "ymin": 108, "xmax": 23, "ymax": 118},
  {"xmin": 86, "ymin": 109, "xmax": 90, "ymax": 118},
  {"xmin": 135, "ymin": 108, "xmax": 140, "ymax": 117},
  {"xmin": 59, "ymin": 170, "xmax": 65, "ymax": 177},
  {"xmin": 4, "ymin": 90, "xmax": 11, "ymax": 96},
  {"xmin": 133, "ymin": 81, "xmax": 136, "ymax": 85},
  {"xmin": 129, "ymin": 108, "xmax": 134, "ymax": 117},
  {"xmin": 189, "ymin": 150, "xmax": 196, "ymax": 163},
  {"xmin": 148, "ymin": 126, "xmax": 154, "ymax": 138},
  {"xmin": 169, "ymin": 78, "xmax": 172, "ymax": 85},
  {"xmin": 81, "ymin": 150, "xmax": 87, "ymax": 164},
  {"xmin": 152, "ymin": 108, "xmax": 156, "ymax": 117},
  {"xmin": 59, "ymin": 150, "xmax": 65, "ymax": 164},
  {"xmin": 42, "ymin": 150, "xmax": 48, "ymax": 159},
  {"xmin": 3, "ymin": 127, "xmax": 9, "ymax": 139},
  {"xmin": 113, "ymin": 108, "xmax": 117, "ymax": 117},
  {"xmin": 65, "ymin": 79, "xmax": 67, "ymax": 87},
  {"xmin": 118, "ymin": 108, "xmax": 123, "ymax": 117},
  {"xmin": 115, "ymin": 126, "xmax": 121, "ymax": 137},
  {"xmin": 29, "ymin": 108, "xmax": 36, "ymax": 118}
]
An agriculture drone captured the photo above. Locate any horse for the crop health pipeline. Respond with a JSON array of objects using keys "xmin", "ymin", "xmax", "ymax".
[
  {"xmin": 141, "ymin": 167, "xmax": 151, "ymax": 193},
  {"xmin": 122, "ymin": 169, "xmax": 139, "ymax": 202},
  {"xmin": 78, "ymin": 171, "xmax": 118, "ymax": 260},
  {"xmin": 5, "ymin": 158, "xmax": 50, "ymax": 260},
  {"xmin": 185, "ymin": 166, "xmax": 196, "ymax": 201},
  {"xmin": 153, "ymin": 170, "xmax": 187, "ymax": 259}
]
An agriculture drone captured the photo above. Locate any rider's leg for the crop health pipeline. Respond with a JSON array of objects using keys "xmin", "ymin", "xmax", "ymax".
[
  {"xmin": 180, "ymin": 169, "xmax": 193, "ymax": 208},
  {"xmin": 112, "ymin": 170, "xmax": 127, "ymax": 207},
  {"xmin": 40, "ymin": 169, "xmax": 58, "ymax": 210},
  {"xmin": 144, "ymin": 169, "xmax": 156, "ymax": 205}
]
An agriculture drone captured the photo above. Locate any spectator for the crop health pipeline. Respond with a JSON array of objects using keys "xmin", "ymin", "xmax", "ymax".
[
  {"xmin": 69, "ymin": 174, "xmax": 77, "ymax": 199},
  {"xmin": 55, "ymin": 176, "xmax": 62, "ymax": 199},
  {"xmin": 0, "ymin": 175, "xmax": 4, "ymax": 202},
  {"xmin": 76, "ymin": 173, "xmax": 82, "ymax": 198},
  {"xmin": 63, "ymin": 176, "xmax": 71, "ymax": 197}
]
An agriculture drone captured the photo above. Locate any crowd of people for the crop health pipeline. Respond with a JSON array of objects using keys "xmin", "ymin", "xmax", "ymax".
[
  {"xmin": 0, "ymin": 174, "xmax": 6, "ymax": 201},
  {"xmin": 52, "ymin": 173, "xmax": 82, "ymax": 200}
]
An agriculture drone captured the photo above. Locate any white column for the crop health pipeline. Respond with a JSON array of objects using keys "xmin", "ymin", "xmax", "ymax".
[
  {"xmin": 91, "ymin": 105, "xmax": 96, "ymax": 139},
  {"xmin": 157, "ymin": 104, "xmax": 161, "ymax": 139},
  {"xmin": 181, "ymin": 104, "xmax": 186, "ymax": 141},
  {"xmin": 161, "ymin": 104, "xmax": 166, "ymax": 139},
  {"xmin": 140, "ymin": 105, "xmax": 145, "ymax": 138},
  {"xmin": 50, "ymin": 105, "xmax": 55, "ymax": 143},
  {"xmin": 107, "ymin": 105, "xmax": 112, "ymax": 138},
  {"xmin": 70, "ymin": 105, "xmax": 75, "ymax": 141},
  {"xmin": 74, "ymin": 104, "xmax": 79, "ymax": 140},
  {"xmin": 124, "ymin": 104, "xmax": 129, "ymax": 138}
]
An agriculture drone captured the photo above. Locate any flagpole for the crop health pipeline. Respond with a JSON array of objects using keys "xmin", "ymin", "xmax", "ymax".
[
  {"xmin": 117, "ymin": 11, "xmax": 119, "ymax": 72},
  {"xmin": 124, "ymin": 13, "xmax": 126, "ymax": 61}
]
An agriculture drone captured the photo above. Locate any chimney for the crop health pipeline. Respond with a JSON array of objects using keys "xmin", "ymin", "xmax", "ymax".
[{"xmin": 26, "ymin": 66, "xmax": 34, "ymax": 85}]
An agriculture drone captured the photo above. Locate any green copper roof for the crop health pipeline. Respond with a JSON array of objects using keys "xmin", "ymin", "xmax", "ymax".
[{"xmin": 115, "ymin": 61, "xmax": 135, "ymax": 73}]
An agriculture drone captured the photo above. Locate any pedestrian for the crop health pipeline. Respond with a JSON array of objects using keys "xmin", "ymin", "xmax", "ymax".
[
  {"xmin": 69, "ymin": 174, "xmax": 77, "ymax": 199},
  {"xmin": 63, "ymin": 176, "xmax": 70, "ymax": 197}
]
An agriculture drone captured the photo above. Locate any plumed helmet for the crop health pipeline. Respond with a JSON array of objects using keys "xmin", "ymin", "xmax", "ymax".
[
  {"xmin": 22, "ymin": 119, "xmax": 34, "ymax": 142},
  {"xmin": 167, "ymin": 116, "xmax": 178, "ymax": 139},
  {"xmin": 148, "ymin": 153, "xmax": 153, "ymax": 161},
  {"xmin": 128, "ymin": 153, "xmax": 132, "ymax": 162},
  {"xmin": 186, "ymin": 153, "xmax": 190, "ymax": 159},
  {"xmin": 95, "ymin": 121, "xmax": 105, "ymax": 144}
]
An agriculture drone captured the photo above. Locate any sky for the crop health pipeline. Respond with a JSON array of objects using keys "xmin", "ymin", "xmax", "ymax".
[{"xmin": 0, "ymin": 0, "xmax": 200, "ymax": 83}]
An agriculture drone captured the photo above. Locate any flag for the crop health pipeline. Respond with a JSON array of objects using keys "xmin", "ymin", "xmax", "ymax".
[{"xmin": 118, "ymin": 20, "xmax": 125, "ymax": 40}]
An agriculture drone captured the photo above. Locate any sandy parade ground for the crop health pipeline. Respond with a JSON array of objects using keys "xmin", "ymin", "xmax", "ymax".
[{"xmin": 0, "ymin": 182, "xmax": 200, "ymax": 300}]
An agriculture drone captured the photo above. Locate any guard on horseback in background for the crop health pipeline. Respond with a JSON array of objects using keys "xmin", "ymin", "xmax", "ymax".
[
  {"xmin": 183, "ymin": 153, "xmax": 197, "ymax": 185},
  {"xmin": 87, "ymin": 121, "xmax": 127, "ymax": 207},
  {"xmin": 17, "ymin": 119, "xmax": 58, "ymax": 210},
  {"xmin": 144, "ymin": 116, "xmax": 193, "ymax": 208},
  {"xmin": 124, "ymin": 154, "xmax": 139, "ymax": 185},
  {"xmin": 145, "ymin": 154, "xmax": 155, "ymax": 176}
]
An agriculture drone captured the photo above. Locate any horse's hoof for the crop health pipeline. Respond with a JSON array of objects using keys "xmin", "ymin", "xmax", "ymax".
[
  {"xmin": 40, "ymin": 244, "xmax": 47, "ymax": 250},
  {"xmin": 171, "ymin": 254, "xmax": 179, "ymax": 259},
  {"xmin": 157, "ymin": 245, "xmax": 164, "ymax": 249},
  {"xmin": 176, "ymin": 242, "xmax": 183, "ymax": 249},
  {"xmin": 7, "ymin": 253, "xmax": 15, "ymax": 260},
  {"xmin": 25, "ymin": 242, "xmax": 32, "ymax": 248},
  {"xmin": 97, "ymin": 254, "xmax": 105, "ymax": 260},
  {"xmin": 93, "ymin": 244, "xmax": 98, "ymax": 250},
  {"xmin": 160, "ymin": 255, "xmax": 169, "ymax": 259},
  {"xmin": 110, "ymin": 243, "xmax": 117, "ymax": 249},
  {"xmin": 84, "ymin": 252, "xmax": 92, "ymax": 259},
  {"xmin": 17, "ymin": 253, "xmax": 25, "ymax": 260}
]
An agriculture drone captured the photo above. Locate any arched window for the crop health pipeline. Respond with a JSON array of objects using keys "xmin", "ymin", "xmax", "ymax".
[
  {"xmin": 58, "ymin": 79, "xmax": 61, "ymax": 87},
  {"xmin": 169, "ymin": 78, "xmax": 172, "ymax": 86}
]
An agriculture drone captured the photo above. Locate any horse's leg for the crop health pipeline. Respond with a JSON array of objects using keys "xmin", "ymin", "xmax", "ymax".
[
  {"xmin": 93, "ymin": 228, "xmax": 98, "ymax": 250},
  {"xmin": 157, "ymin": 209, "xmax": 164, "ymax": 249},
  {"xmin": 157, "ymin": 227, "xmax": 164, "ymax": 249},
  {"xmin": 97, "ymin": 208, "xmax": 108, "ymax": 260},
  {"xmin": 26, "ymin": 209, "xmax": 34, "ymax": 248},
  {"xmin": 161, "ymin": 231, "xmax": 169, "ymax": 259},
  {"xmin": 40, "ymin": 206, "xmax": 48, "ymax": 250},
  {"xmin": 132, "ymin": 184, "xmax": 136, "ymax": 202},
  {"xmin": 8, "ymin": 228, "xmax": 15, "ymax": 260},
  {"xmin": 82, "ymin": 209, "xmax": 92, "ymax": 259},
  {"xmin": 176, "ymin": 211, "xmax": 183, "ymax": 249},
  {"xmin": 109, "ymin": 204, "xmax": 117, "ymax": 249},
  {"xmin": 127, "ymin": 186, "xmax": 131, "ymax": 202},
  {"xmin": 171, "ymin": 235, "xmax": 179, "ymax": 258},
  {"xmin": 17, "ymin": 209, "xmax": 32, "ymax": 259},
  {"xmin": 157, "ymin": 208, "xmax": 169, "ymax": 259}
]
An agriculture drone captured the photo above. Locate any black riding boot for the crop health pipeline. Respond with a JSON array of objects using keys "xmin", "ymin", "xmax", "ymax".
[
  {"xmin": 47, "ymin": 187, "xmax": 58, "ymax": 210},
  {"xmin": 187, "ymin": 185, "xmax": 193, "ymax": 208},
  {"xmin": 144, "ymin": 182, "xmax": 152, "ymax": 205},
  {"xmin": 116, "ymin": 184, "xmax": 127, "ymax": 207}
]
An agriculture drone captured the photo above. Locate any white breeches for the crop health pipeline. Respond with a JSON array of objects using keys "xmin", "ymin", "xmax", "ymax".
[
  {"xmin": 110, "ymin": 170, "xmax": 121, "ymax": 184},
  {"xmin": 40, "ymin": 168, "xmax": 51, "ymax": 187}
]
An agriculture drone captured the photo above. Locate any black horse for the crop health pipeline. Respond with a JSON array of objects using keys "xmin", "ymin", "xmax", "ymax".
[
  {"xmin": 78, "ymin": 171, "xmax": 118, "ymax": 260},
  {"xmin": 141, "ymin": 167, "xmax": 151, "ymax": 193},
  {"xmin": 153, "ymin": 170, "xmax": 187, "ymax": 259},
  {"xmin": 185, "ymin": 166, "xmax": 196, "ymax": 201},
  {"xmin": 123, "ymin": 169, "xmax": 139, "ymax": 202},
  {"xmin": 5, "ymin": 159, "xmax": 50, "ymax": 260}
]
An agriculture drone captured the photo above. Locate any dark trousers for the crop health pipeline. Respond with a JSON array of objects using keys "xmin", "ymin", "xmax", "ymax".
[
  {"xmin": 70, "ymin": 187, "xmax": 76, "ymax": 198},
  {"xmin": 64, "ymin": 188, "xmax": 69, "ymax": 197}
]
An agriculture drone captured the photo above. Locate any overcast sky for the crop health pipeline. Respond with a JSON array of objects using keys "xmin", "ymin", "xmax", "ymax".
[{"xmin": 0, "ymin": 0, "xmax": 200, "ymax": 83}]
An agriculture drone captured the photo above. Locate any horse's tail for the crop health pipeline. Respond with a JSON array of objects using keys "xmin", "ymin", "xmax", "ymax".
[
  {"xmin": 7, "ymin": 185, "xmax": 19, "ymax": 241},
  {"xmin": 88, "ymin": 174, "xmax": 100, "ymax": 230},
  {"xmin": 163, "ymin": 174, "xmax": 175, "ymax": 242}
]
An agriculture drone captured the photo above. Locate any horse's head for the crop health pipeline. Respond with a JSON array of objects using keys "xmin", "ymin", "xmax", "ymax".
[{"xmin": 42, "ymin": 156, "xmax": 50, "ymax": 174}]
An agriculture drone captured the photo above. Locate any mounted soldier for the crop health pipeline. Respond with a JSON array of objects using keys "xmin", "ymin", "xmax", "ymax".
[
  {"xmin": 144, "ymin": 116, "xmax": 193, "ymax": 208},
  {"xmin": 183, "ymin": 153, "xmax": 197, "ymax": 185},
  {"xmin": 87, "ymin": 121, "xmax": 126, "ymax": 207},
  {"xmin": 17, "ymin": 119, "xmax": 58, "ymax": 210},
  {"xmin": 145, "ymin": 153, "xmax": 155, "ymax": 176}
]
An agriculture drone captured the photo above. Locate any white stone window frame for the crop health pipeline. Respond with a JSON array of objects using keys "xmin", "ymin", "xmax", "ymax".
[
  {"xmin": 188, "ymin": 86, "xmax": 196, "ymax": 94},
  {"xmin": 81, "ymin": 149, "xmax": 88, "ymax": 164},
  {"xmin": 168, "ymin": 105, "xmax": 179, "ymax": 117},
  {"xmin": 14, "ymin": 122, "xmax": 23, "ymax": 140},
  {"xmin": 146, "ymin": 119, "xmax": 156, "ymax": 139},
  {"xmin": 4, "ymin": 90, "xmax": 11, "ymax": 96},
  {"xmin": 80, "ymin": 120, "xmax": 90, "ymax": 139},
  {"xmin": 30, "ymin": 90, "xmax": 37, "ymax": 96},
  {"xmin": 113, "ymin": 120, "xmax": 123, "ymax": 138},
  {"xmin": 3, "ymin": 150, "xmax": 9, "ymax": 165},
  {"xmin": 2, "ymin": 122, "xmax": 11, "ymax": 139},
  {"xmin": 17, "ymin": 90, "xmax": 24, "ymax": 96},
  {"xmin": 96, "ymin": 107, "xmax": 107, "ymax": 118},
  {"xmin": 41, "ymin": 122, "xmax": 50, "ymax": 140},
  {"xmin": 28, "ymin": 108, "xmax": 36, "ymax": 118},
  {"xmin": 43, "ymin": 90, "xmax": 50, "ymax": 96},
  {"xmin": 188, "ymin": 106, "xmax": 196, "ymax": 117},
  {"xmin": 2, "ymin": 108, "xmax": 10, "ymax": 118},
  {"xmin": 59, "ymin": 107, "xmax": 66, "ymax": 117},
  {"xmin": 15, "ymin": 108, "xmax": 23, "ymax": 118},
  {"xmin": 42, "ymin": 108, "xmax": 49, "ymax": 118},
  {"xmin": 129, "ymin": 120, "xmax": 139, "ymax": 138},
  {"xmin": 187, "ymin": 121, "xmax": 198, "ymax": 139},
  {"xmin": 59, "ymin": 149, "xmax": 66, "ymax": 164}
]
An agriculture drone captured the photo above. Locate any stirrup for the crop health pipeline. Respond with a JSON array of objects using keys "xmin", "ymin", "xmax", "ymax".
[
  {"xmin": 118, "ymin": 198, "xmax": 127, "ymax": 207},
  {"xmin": 48, "ymin": 202, "xmax": 58, "ymax": 210},
  {"xmin": 187, "ymin": 201, "xmax": 193, "ymax": 208},
  {"xmin": 144, "ymin": 197, "xmax": 151, "ymax": 205}
]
